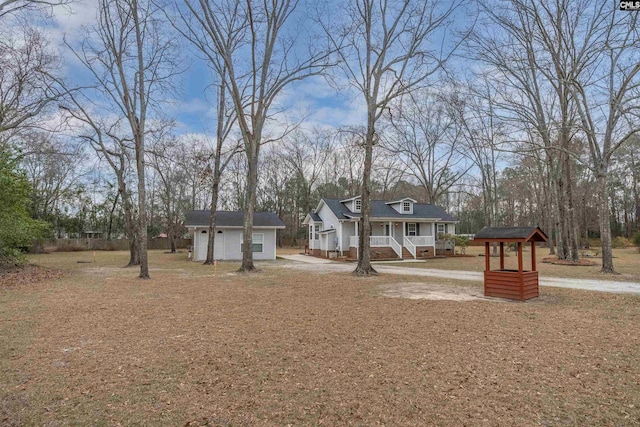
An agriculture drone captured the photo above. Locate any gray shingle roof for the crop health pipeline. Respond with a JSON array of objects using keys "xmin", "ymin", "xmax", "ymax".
[
  {"xmin": 309, "ymin": 212, "xmax": 321, "ymax": 222},
  {"xmin": 474, "ymin": 226, "xmax": 548, "ymax": 241},
  {"xmin": 319, "ymin": 198, "xmax": 458, "ymax": 221},
  {"xmin": 185, "ymin": 211, "xmax": 285, "ymax": 228}
]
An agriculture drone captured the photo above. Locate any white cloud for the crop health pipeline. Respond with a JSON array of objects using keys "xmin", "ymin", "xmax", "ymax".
[{"xmin": 53, "ymin": 0, "xmax": 99, "ymax": 35}]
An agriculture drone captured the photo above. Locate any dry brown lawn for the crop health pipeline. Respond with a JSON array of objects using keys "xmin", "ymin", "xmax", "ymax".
[
  {"xmin": 2, "ymin": 250, "xmax": 640, "ymax": 426},
  {"xmin": 389, "ymin": 246, "xmax": 640, "ymax": 282}
]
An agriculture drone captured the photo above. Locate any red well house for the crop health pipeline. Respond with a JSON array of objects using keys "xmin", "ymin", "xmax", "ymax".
[{"xmin": 474, "ymin": 226, "xmax": 548, "ymax": 301}]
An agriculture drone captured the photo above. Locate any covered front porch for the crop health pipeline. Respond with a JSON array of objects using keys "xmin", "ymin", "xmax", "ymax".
[{"xmin": 347, "ymin": 220, "xmax": 436, "ymax": 260}]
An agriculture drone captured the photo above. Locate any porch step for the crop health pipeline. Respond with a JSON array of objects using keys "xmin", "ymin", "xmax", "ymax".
[{"xmin": 402, "ymin": 248, "xmax": 414, "ymax": 259}]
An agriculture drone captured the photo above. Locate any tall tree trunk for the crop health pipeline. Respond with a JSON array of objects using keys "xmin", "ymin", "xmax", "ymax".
[
  {"xmin": 136, "ymin": 142, "xmax": 149, "ymax": 278},
  {"xmin": 543, "ymin": 154, "xmax": 556, "ymax": 254},
  {"xmin": 204, "ymin": 180, "xmax": 219, "ymax": 265},
  {"xmin": 355, "ymin": 125, "xmax": 377, "ymax": 275},
  {"xmin": 240, "ymin": 146, "xmax": 259, "ymax": 272},
  {"xmin": 563, "ymin": 154, "xmax": 580, "ymax": 262},
  {"xmin": 169, "ymin": 221, "xmax": 176, "ymax": 253},
  {"xmin": 107, "ymin": 192, "xmax": 119, "ymax": 240},
  {"xmin": 122, "ymin": 187, "xmax": 140, "ymax": 267},
  {"xmin": 596, "ymin": 167, "xmax": 616, "ymax": 273},
  {"xmin": 128, "ymin": 237, "xmax": 140, "ymax": 267}
]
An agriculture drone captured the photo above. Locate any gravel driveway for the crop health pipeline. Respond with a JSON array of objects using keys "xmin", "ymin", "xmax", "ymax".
[{"xmin": 278, "ymin": 254, "xmax": 640, "ymax": 295}]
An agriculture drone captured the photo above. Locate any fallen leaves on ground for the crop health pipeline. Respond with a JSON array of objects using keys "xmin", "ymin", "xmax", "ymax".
[
  {"xmin": 0, "ymin": 265, "xmax": 64, "ymax": 289},
  {"xmin": 542, "ymin": 256, "xmax": 599, "ymax": 266},
  {"xmin": 1, "ymin": 253, "xmax": 640, "ymax": 426}
]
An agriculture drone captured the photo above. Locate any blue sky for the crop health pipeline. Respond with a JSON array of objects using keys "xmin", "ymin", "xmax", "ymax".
[
  {"xmin": 48, "ymin": 0, "xmax": 366, "ymax": 140},
  {"xmin": 46, "ymin": 0, "xmax": 476, "ymax": 145}
]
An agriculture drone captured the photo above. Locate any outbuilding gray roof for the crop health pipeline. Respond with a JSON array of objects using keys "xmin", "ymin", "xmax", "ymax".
[
  {"xmin": 185, "ymin": 211, "xmax": 285, "ymax": 228},
  {"xmin": 319, "ymin": 198, "xmax": 458, "ymax": 221}
]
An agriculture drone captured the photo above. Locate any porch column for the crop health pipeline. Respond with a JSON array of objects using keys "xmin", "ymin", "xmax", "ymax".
[
  {"xmin": 389, "ymin": 221, "xmax": 393, "ymax": 238},
  {"xmin": 402, "ymin": 221, "xmax": 406, "ymax": 244}
]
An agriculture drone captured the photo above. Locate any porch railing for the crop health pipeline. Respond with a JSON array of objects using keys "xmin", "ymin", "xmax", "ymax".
[
  {"xmin": 349, "ymin": 235, "xmax": 413, "ymax": 259},
  {"xmin": 388, "ymin": 236, "xmax": 402, "ymax": 258},
  {"xmin": 403, "ymin": 237, "xmax": 416, "ymax": 259},
  {"xmin": 405, "ymin": 236, "xmax": 435, "ymax": 247},
  {"xmin": 370, "ymin": 236, "xmax": 390, "ymax": 247}
]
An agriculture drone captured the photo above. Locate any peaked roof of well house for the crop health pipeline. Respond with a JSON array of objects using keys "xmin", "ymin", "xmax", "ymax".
[
  {"xmin": 319, "ymin": 197, "xmax": 458, "ymax": 221},
  {"xmin": 474, "ymin": 226, "xmax": 548, "ymax": 242},
  {"xmin": 185, "ymin": 211, "xmax": 286, "ymax": 228}
]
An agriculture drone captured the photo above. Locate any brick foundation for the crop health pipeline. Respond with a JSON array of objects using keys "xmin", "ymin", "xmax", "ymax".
[
  {"xmin": 311, "ymin": 249, "xmax": 320, "ymax": 256},
  {"xmin": 349, "ymin": 247, "xmax": 357, "ymax": 259},
  {"xmin": 370, "ymin": 247, "xmax": 400, "ymax": 260},
  {"xmin": 415, "ymin": 246, "xmax": 434, "ymax": 258}
]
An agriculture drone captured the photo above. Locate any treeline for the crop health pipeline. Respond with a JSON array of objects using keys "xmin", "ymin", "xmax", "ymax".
[{"xmin": 1, "ymin": 0, "xmax": 639, "ymax": 275}]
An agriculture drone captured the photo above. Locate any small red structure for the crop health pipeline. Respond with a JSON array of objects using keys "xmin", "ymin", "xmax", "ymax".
[{"xmin": 474, "ymin": 226, "xmax": 548, "ymax": 301}]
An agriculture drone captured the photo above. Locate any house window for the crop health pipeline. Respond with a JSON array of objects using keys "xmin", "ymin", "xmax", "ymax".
[
  {"xmin": 240, "ymin": 233, "xmax": 264, "ymax": 253},
  {"xmin": 407, "ymin": 223, "xmax": 417, "ymax": 236},
  {"xmin": 314, "ymin": 224, "xmax": 320, "ymax": 240},
  {"xmin": 403, "ymin": 201, "xmax": 411, "ymax": 212},
  {"xmin": 355, "ymin": 199, "xmax": 361, "ymax": 212},
  {"xmin": 437, "ymin": 224, "xmax": 445, "ymax": 234}
]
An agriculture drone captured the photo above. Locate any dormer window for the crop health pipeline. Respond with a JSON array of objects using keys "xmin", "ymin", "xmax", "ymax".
[
  {"xmin": 354, "ymin": 199, "xmax": 361, "ymax": 212},
  {"xmin": 403, "ymin": 201, "xmax": 411, "ymax": 212}
]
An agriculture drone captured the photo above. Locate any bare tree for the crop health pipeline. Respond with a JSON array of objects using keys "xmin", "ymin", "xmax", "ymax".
[
  {"xmin": 67, "ymin": 0, "xmax": 180, "ymax": 278},
  {"xmin": 567, "ymin": 8, "xmax": 640, "ymax": 273},
  {"xmin": 18, "ymin": 131, "xmax": 88, "ymax": 228},
  {"xmin": 176, "ymin": 0, "xmax": 333, "ymax": 272},
  {"xmin": 0, "ymin": 24, "xmax": 62, "ymax": 139},
  {"xmin": 470, "ymin": 0, "xmax": 603, "ymax": 262},
  {"xmin": 148, "ymin": 133, "xmax": 193, "ymax": 253},
  {"xmin": 324, "ymin": 0, "xmax": 466, "ymax": 275},
  {"xmin": 385, "ymin": 88, "xmax": 471, "ymax": 205},
  {"xmin": 165, "ymin": 1, "xmax": 241, "ymax": 264},
  {"xmin": 0, "ymin": 0, "xmax": 70, "ymax": 18},
  {"xmin": 60, "ymin": 96, "xmax": 141, "ymax": 266},
  {"xmin": 279, "ymin": 129, "xmax": 332, "ymax": 216}
]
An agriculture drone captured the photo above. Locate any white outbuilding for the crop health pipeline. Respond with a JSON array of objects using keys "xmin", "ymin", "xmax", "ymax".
[{"xmin": 185, "ymin": 211, "xmax": 285, "ymax": 261}]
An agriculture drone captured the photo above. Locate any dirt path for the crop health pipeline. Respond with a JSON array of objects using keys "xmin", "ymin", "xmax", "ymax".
[{"xmin": 278, "ymin": 254, "xmax": 640, "ymax": 295}]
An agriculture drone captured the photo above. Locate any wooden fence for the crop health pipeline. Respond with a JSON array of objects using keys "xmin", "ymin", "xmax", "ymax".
[{"xmin": 33, "ymin": 238, "xmax": 192, "ymax": 252}]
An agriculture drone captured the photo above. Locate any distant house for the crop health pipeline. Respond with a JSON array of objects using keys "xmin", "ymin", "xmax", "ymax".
[
  {"xmin": 303, "ymin": 196, "xmax": 458, "ymax": 260},
  {"xmin": 185, "ymin": 211, "xmax": 285, "ymax": 261}
]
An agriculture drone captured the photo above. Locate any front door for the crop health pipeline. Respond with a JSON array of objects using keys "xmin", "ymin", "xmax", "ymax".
[{"xmin": 385, "ymin": 224, "xmax": 390, "ymax": 236}]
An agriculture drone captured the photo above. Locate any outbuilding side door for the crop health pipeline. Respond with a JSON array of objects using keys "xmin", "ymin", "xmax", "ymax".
[
  {"xmin": 214, "ymin": 230, "xmax": 225, "ymax": 260},
  {"xmin": 197, "ymin": 229, "xmax": 208, "ymax": 261}
]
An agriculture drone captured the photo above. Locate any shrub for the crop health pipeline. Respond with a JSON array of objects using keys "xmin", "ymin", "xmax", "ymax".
[
  {"xmin": 53, "ymin": 241, "xmax": 87, "ymax": 252},
  {"xmin": 632, "ymin": 231, "xmax": 640, "ymax": 250},
  {"xmin": 0, "ymin": 150, "xmax": 50, "ymax": 266},
  {"xmin": 453, "ymin": 235, "xmax": 469, "ymax": 254},
  {"xmin": 612, "ymin": 236, "xmax": 632, "ymax": 249}
]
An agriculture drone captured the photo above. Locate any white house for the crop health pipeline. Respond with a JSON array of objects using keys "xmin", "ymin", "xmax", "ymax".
[
  {"xmin": 185, "ymin": 211, "xmax": 285, "ymax": 261},
  {"xmin": 303, "ymin": 196, "xmax": 458, "ymax": 260}
]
